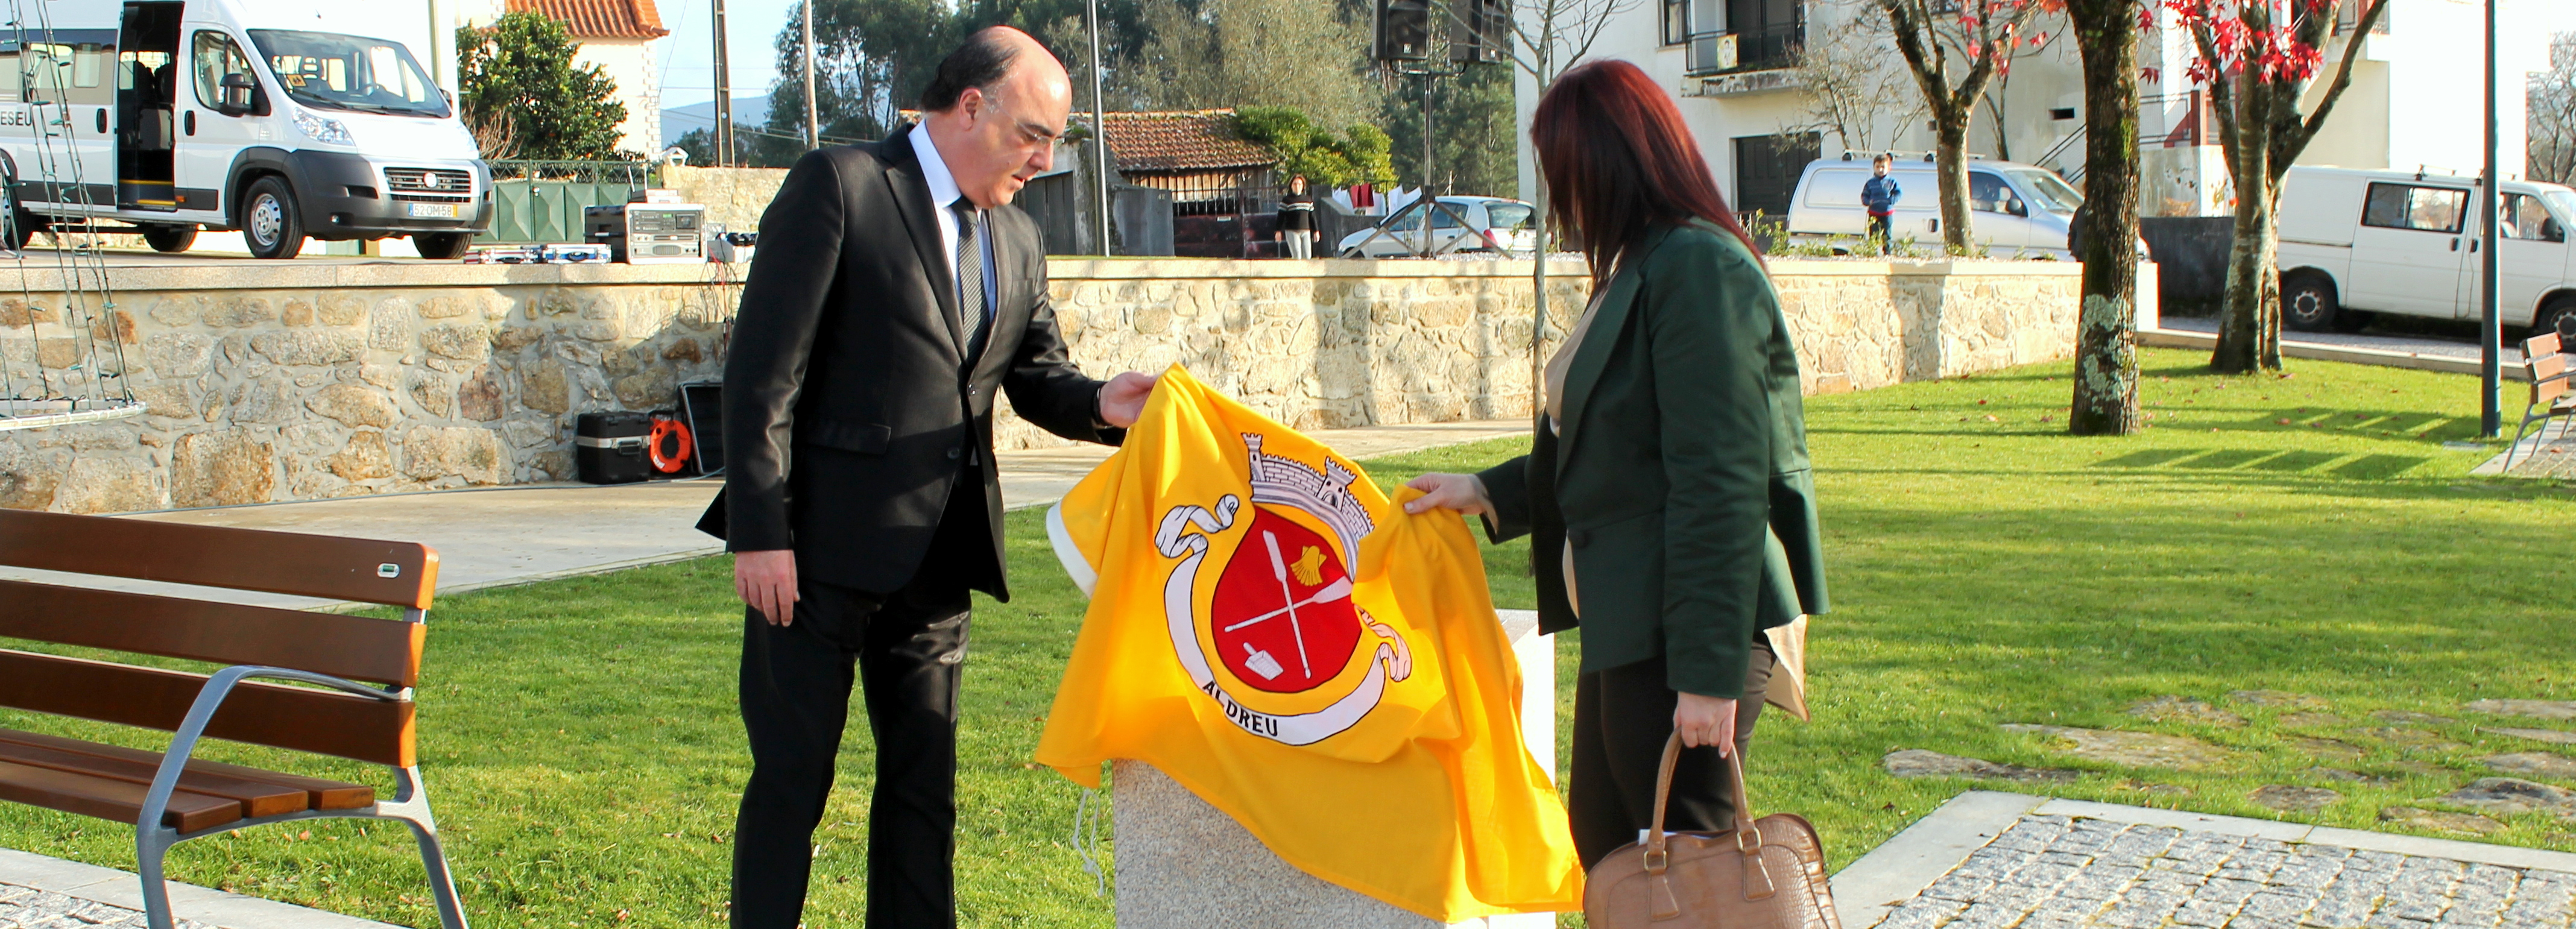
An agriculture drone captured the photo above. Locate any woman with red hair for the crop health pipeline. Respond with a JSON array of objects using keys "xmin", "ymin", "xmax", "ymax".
[{"xmin": 1403, "ymin": 59, "xmax": 1827, "ymax": 867}]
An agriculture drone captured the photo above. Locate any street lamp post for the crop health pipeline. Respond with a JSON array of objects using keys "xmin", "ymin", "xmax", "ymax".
[
  {"xmin": 2480, "ymin": 0, "xmax": 2501, "ymax": 438},
  {"xmin": 712, "ymin": 0, "xmax": 733, "ymax": 167},
  {"xmin": 1087, "ymin": 0, "xmax": 1112, "ymax": 256},
  {"xmin": 802, "ymin": 0, "xmax": 819, "ymax": 151}
]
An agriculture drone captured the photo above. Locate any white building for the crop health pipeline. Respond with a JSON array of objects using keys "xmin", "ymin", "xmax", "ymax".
[
  {"xmin": 1518, "ymin": 0, "xmax": 2545, "ymax": 222},
  {"xmin": 445, "ymin": 0, "xmax": 671, "ymax": 157}
]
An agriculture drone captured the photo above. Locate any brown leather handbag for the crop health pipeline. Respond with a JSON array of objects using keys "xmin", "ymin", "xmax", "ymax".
[{"xmin": 1583, "ymin": 734, "xmax": 1842, "ymax": 929}]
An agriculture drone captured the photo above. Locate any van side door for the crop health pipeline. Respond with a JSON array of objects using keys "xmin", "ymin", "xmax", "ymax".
[
  {"xmin": 2347, "ymin": 180, "xmax": 2472, "ymax": 320},
  {"xmin": 175, "ymin": 28, "xmax": 267, "ymax": 225},
  {"xmin": 2483, "ymin": 191, "xmax": 2571, "ymax": 326}
]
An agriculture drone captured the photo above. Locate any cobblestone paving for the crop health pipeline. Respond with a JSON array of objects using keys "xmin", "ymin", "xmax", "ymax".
[
  {"xmin": 1879, "ymin": 814, "xmax": 2576, "ymax": 929},
  {"xmin": 0, "ymin": 882, "xmax": 211, "ymax": 929}
]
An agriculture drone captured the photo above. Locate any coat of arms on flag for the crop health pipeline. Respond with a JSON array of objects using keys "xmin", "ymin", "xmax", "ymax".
[
  {"xmin": 1039, "ymin": 367, "xmax": 1582, "ymax": 921},
  {"xmin": 1156, "ymin": 434, "xmax": 1417, "ymax": 746}
]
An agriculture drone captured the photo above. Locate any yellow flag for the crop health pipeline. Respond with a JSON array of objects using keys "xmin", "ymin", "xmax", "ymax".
[{"xmin": 1038, "ymin": 366, "xmax": 1583, "ymax": 921}]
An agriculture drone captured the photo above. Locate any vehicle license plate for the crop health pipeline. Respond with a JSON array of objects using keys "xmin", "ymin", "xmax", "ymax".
[{"xmin": 406, "ymin": 203, "xmax": 461, "ymax": 218}]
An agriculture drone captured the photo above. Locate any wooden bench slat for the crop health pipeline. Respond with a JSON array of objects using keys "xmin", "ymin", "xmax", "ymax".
[
  {"xmin": 0, "ymin": 729, "xmax": 373, "ymax": 810},
  {"xmin": 0, "ymin": 580, "xmax": 422, "ymax": 687},
  {"xmin": 0, "ymin": 758, "xmax": 244, "ymax": 832},
  {"xmin": 0, "ymin": 510, "xmax": 439, "ymax": 609},
  {"xmin": 0, "ymin": 739, "xmax": 311, "ymax": 819},
  {"xmin": 2535, "ymin": 353, "xmax": 2571, "ymax": 405},
  {"xmin": 0, "ymin": 651, "xmax": 416, "ymax": 768}
]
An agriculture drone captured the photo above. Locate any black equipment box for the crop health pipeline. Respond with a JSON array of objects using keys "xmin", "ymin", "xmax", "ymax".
[
  {"xmin": 678, "ymin": 381, "xmax": 724, "ymax": 475},
  {"xmin": 575, "ymin": 411, "xmax": 654, "ymax": 484},
  {"xmin": 584, "ymin": 203, "xmax": 707, "ymax": 264}
]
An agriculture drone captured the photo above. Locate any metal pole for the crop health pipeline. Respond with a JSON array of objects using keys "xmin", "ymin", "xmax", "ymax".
[
  {"xmin": 801, "ymin": 0, "xmax": 819, "ymax": 150},
  {"xmin": 712, "ymin": 0, "xmax": 732, "ymax": 167},
  {"xmin": 1419, "ymin": 71, "xmax": 1433, "ymax": 256},
  {"xmin": 2480, "ymin": 0, "xmax": 2501, "ymax": 437},
  {"xmin": 426, "ymin": 0, "xmax": 452, "ymax": 93},
  {"xmin": 1087, "ymin": 0, "xmax": 1112, "ymax": 256}
]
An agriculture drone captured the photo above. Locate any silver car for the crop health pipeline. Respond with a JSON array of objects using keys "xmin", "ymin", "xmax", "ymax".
[{"xmin": 1337, "ymin": 196, "xmax": 1537, "ymax": 258}]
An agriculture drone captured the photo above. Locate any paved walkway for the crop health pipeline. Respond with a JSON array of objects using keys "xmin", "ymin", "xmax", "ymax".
[
  {"xmin": 0, "ymin": 847, "xmax": 394, "ymax": 929},
  {"xmin": 2472, "ymin": 420, "xmax": 2576, "ymax": 480},
  {"xmin": 1834, "ymin": 792, "xmax": 2576, "ymax": 929},
  {"xmin": 0, "ymin": 419, "xmax": 1527, "ymax": 611}
]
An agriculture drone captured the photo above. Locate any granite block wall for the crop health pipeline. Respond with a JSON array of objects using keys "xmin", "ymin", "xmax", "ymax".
[{"xmin": 0, "ymin": 258, "xmax": 2094, "ymax": 514}]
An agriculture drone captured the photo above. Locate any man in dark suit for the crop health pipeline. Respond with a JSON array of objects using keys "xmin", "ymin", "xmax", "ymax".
[{"xmin": 696, "ymin": 26, "xmax": 1155, "ymax": 929}]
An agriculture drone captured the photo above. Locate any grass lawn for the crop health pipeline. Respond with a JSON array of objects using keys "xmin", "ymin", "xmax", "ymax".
[{"xmin": 5, "ymin": 348, "xmax": 2575, "ymax": 928}]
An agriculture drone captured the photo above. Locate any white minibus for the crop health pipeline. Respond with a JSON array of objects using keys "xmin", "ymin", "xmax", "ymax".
[
  {"xmin": 2276, "ymin": 166, "xmax": 2576, "ymax": 334},
  {"xmin": 0, "ymin": 0, "xmax": 488, "ymax": 259}
]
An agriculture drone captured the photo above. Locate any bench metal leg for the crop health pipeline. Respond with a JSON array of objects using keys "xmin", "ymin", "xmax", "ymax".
[
  {"xmin": 379, "ymin": 765, "xmax": 472, "ymax": 929},
  {"xmin": 136, "ymin": 826, "xmax": 177, "ymax": 929}
]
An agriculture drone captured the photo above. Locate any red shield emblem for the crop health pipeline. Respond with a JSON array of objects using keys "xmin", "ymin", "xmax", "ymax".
[{"xmin": 1207, "ymin": 506, "xmax": 1363, "ymax": 693}]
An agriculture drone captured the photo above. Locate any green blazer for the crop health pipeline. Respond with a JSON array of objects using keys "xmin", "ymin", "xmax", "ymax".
[{"xmin": 1477, "ymin": 221, "xmax": 1828, "ymax": 699}]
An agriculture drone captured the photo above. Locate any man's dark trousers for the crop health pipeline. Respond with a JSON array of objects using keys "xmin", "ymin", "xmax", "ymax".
[
  {"xmin": 1867, "ymin": 213, "xmax": 1893, "ymax": 250},
  {"xmin": 733, "ymin": 474, "xmax": 997, "ymax": 929}
]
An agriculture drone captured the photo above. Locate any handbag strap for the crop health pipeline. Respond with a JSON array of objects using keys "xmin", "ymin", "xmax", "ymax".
[{"xmin": 1644, "ymin": 731, "xmax": 1778, "ymax": 899}]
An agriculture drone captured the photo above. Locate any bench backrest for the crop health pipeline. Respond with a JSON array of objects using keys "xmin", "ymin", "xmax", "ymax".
[
  {"xmin": 0, "ymin": 509, "xmax": 440, "ymax": 767},
  {"xmin": 2530, "ymin": 332, "xmax": 2572, "ymax": 406}
]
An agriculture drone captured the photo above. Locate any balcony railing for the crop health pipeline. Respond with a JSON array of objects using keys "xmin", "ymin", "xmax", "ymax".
[
  {"xmin": 2332, "ymin": 0, "xmax": 2389, "ymax": 35},
  {"xmin": 1687, "ymin": 22, "xmax": 1804, "ymax": 77}
]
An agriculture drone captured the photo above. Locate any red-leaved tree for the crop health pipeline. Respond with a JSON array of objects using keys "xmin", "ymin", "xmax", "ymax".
[
  {"xmin": 2170, "ymin": 0, "xmax": 2389, "ymax": 373},
  {"xmin": 1877, "ymin": 0, "xmax": 2063, "ymax": 253}
]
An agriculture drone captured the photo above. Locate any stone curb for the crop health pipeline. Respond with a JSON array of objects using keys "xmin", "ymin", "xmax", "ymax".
[
  {"xmin": 0, "ymin": 848, "xmax": 404, "ymax": 929},
  {"xmin": 1831, "ymin": 791, "xmax": 2576, "ymax": 929},
  {"xmin": 1830, "ymin": 791, "xmax": 2050, "ymax": 929},
  {"xmin": 2139, "ymin": 327, "xmax": 2535, "ymax": 380}
]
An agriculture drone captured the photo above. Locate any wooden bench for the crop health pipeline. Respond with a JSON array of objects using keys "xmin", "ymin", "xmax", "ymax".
[
  {"xmin": 0, "ymin": 508, "xmax": 466, "ymax": 929},
  {"xmin": 2506, "ymin": 330, "xmax": 2576, "ymax": 470}
]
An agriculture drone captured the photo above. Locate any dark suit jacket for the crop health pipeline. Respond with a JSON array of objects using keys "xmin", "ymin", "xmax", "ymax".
[
  {"xmin": 1477, "ymin": 221, "xmax": 1828, "ymax": 699},
  {"xmin": 696, "ymin": 122, "xmax": 1121, "ymax": 599}
]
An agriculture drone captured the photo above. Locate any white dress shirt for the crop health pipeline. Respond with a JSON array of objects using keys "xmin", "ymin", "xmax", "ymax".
[{"xmin": 908, "ymin": 124, "xmax": 984, "ymax": 300}]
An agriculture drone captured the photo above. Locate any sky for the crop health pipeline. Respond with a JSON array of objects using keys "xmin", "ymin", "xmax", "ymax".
[
  {"xmin": 656, "ymin": 0, "xmax": 801, "ymax": 115},
  {"xmin": 643, "ymin": 0, "xmax": 2576, "ymax": 116}
]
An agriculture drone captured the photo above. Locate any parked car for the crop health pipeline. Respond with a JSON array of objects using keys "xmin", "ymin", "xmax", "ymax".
[
  {"xmin": 2275, "ymin": 165, "xmax": 2576, "ymax": 333},
  {"xmin": 0, "ymin": 0, "xmax": 491, "ymax": 260},
  {"xmin": 1785, "ymin": 156, "xmax": 2088, "ymax": 258},
  {"xmin": 1337, "ymin": 195, "xmax": 1535, "ymax": 258}
]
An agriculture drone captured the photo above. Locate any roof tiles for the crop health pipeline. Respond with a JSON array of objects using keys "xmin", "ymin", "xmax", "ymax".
[
  {"xmin": 506, "ymin": 0, "xmax": 670, "ymax": 39},
  {"xmin": 1095, "ymin": 110, "xmax": 1276, "ymax": 173}
]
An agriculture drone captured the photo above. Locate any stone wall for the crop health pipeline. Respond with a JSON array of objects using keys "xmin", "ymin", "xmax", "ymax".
[
  {"xmin": 0, "ymin": 257, "xmax": 2094, "ymax": 514},
  {"xmin": 0, "ymin": 263, "xmax": 737, "ymax": 514},
  {"xmin": 992, "ymin": 257, "xmax": 2093, "ymax": 448},
  {"xmin": 659, "ymin": 165, "xmax": 790, "ymax": 235}
]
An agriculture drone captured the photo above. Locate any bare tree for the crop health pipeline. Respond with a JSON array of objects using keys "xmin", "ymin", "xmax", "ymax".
[
  {"xmin": 1877, "ymin": 0, "xmax": 2056, "ymax": 252},
  {"xmin": 1789, "ymin": 1, "xmax": 1924, "ymax": 154},
  {"xmin": 2178, "ymin": 0, "xmax": 2389, "ymax": 373},
  {"xmin": 1479, "ymin": 0, "xmax": 1644, "ymax": 409},
  {"xmin": 1978, "ymin": 14, "xmax": 2065, "ymax": 162},
  {"xmin": 2533, "ymin": 33, "xmax": 2576, "ymax": 185}
]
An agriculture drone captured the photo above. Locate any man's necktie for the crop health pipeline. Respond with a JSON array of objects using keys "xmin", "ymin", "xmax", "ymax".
[{"xmin": 950, "ymin": 197, "xmax": 992, "ymax": 359}]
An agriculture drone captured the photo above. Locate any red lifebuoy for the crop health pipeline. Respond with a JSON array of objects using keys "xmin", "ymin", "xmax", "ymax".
[{"xmin": 649, "ymin": 417, "xmax": 693, "ymax": 474}]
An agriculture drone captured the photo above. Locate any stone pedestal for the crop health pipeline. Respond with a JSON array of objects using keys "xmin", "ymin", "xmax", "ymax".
[{"xmin": 1112, "ymin": 609, "xmax": 1559, "ymax": 929}]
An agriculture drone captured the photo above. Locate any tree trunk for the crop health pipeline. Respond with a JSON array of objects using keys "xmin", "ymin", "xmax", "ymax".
[
  {"xmin": 2066, "ymin": 0, "xmax": 2141, "ymax": 435},
  {"xmin": 2210, "ymin": 79, "xmax": 2284, "ymax": 373},
  {"xmin": 1934, "ymin": 111, "xmax": 1974, "ymax": 251}
]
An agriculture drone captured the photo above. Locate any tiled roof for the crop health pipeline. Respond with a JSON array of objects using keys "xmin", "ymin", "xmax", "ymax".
[
  {"xmin": 507, "ymin": 0, "xmax": 669, "ymax": 39},
  {"xmin": 1094, "ymin": 109, "xmax": 1277, "ymax": 173}
]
